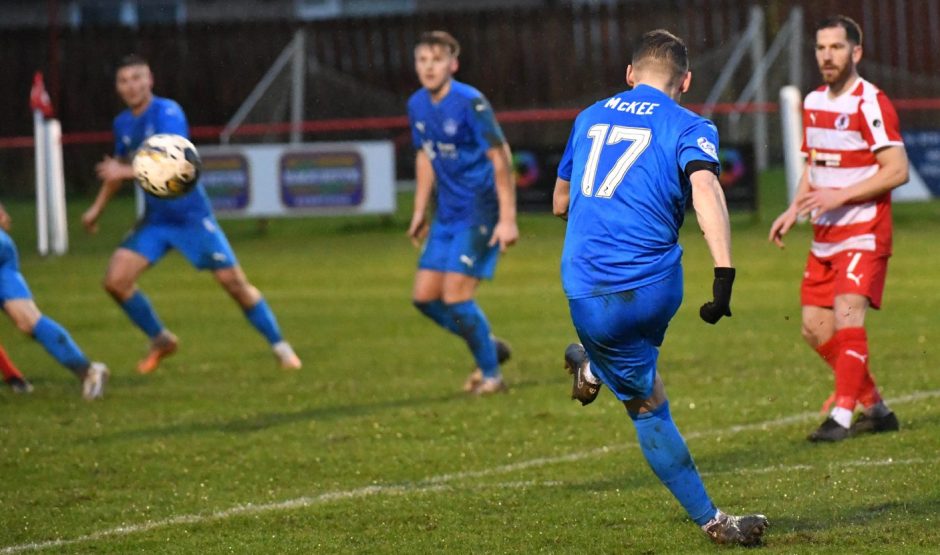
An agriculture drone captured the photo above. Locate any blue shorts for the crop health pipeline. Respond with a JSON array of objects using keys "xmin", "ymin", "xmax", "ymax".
[
  {"xmin": 418, "ymin": 219, "xmax": 500, "ymax": 280},
  {"xmin": 567, "ymin": 266, "xmax": 683, "ymax": 401},
  {"xmin": 122, "ymin": 217, "xmax": 238, "ymax": 270},
  {"xmin": 0, "ymin": 231, "xmax": 32, "ymax": 303}
]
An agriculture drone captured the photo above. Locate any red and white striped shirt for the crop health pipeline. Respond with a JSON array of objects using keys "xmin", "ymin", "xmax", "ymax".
[{"xmin": 801, "ymin": 77, "xmax": 903, "ymax": 257}]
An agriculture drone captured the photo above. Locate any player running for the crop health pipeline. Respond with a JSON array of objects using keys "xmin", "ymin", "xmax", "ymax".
[
  {"xmin": 554, "ymin": 30, "xmax": 768, "ymax": 546},
  {"xmin": 406, "ymin": 31, "xmax": 519, "ymax": 395},
  {"xmin": 0, "ymin": 203, "xmax": 108, "ymax": 399},
  {"xmin": 82, "ymin": 55, "xmax": 301, "ymax": 374},
  {"xmin": 769, "ymin": 15, "xmax": 908, "ymax": 442}
]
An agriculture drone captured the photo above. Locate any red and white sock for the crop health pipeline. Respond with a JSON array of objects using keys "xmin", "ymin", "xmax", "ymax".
[
  {"xmin": 830, "ymin": 327, "xmax": 874, "ymax": 425},
  {"xmin": 814, "ymin": 335, "xmax": 840, "ymax": 413}
]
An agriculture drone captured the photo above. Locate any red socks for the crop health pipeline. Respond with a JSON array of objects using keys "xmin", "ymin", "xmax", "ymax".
[
  {"xmin": 0, "ymin": 344, "xmax": 24, "ymax": 381},
  {"xmin": 815, "ymin": 327, "xmax": 881, "ymax": 411}
]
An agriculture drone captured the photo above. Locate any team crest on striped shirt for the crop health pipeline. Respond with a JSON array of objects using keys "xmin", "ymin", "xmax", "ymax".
[{"xmin": 834, "ymin": 113, "xmax": 850, "ymax": 130}]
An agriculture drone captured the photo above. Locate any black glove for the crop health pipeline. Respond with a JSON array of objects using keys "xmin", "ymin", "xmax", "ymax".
[{"xmin": 699, "ymin": 267, "xmax": 735, "ymax": 324}]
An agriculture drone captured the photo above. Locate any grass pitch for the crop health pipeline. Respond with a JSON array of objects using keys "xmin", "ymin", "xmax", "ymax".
[{"xmin": 1, "ymin": 173, "xmax": 940, "ymax": 553}]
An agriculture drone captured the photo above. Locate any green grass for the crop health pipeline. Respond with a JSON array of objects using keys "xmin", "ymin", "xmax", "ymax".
[{"xmin": 2, "ymin": 175, "xmax": 940, "ymax": 553}]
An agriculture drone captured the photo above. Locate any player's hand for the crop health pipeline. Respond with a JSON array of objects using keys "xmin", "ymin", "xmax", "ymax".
[
  {"xmin": 406, "ymin": 212, "xmax": 429, "ymax": 248},
  {"xmin": 95, "ymin": 156, "xmax": 125, "ymax": 182},
  {"xmin": 797, "ymin": 187, "xmax": 846, "ymax": 222},
  {"xmin": 768, "ymin": 207, "xmax": 797, "ymax": 248},
  {"xmin": 488, "ymin": 219, "xmax": 519, "ymax": 253},
  {"xmin": 700, "ymin": 267, "xmax": 735, "ymax": 324},
  {"xmin": 81, "ymin": 206, "xmax": 100, "ymax": 234},
  {"xmin": 0, "ymin": 206, "xmax": 11, "ymax": 232}
]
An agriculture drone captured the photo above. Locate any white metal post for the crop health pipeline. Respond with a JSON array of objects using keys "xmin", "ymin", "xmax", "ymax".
[
  {"xmin": 779, "ymin": 85, "xmax": 803, "ymax": 204},
  {"xmin": 748, "ymin": 5, "xmax": 768, "ymax": 172},
  {"xmin": 788, "ymin": 7, "xmax": 803, "ymax": 92},
  {"xmin": 45, "ymin": 119, "xmax": 68, "ymax": 255},
  {"xmin": 33, "ymin": 109, "xmax": 49, "ymax": 256},
  {"xmin": 290, "ymin": 30, "xmax": 306, "ymax": 144},
  {"xmin": 221, "ymin": 33, "xmax": 301, "ymax": 144}
]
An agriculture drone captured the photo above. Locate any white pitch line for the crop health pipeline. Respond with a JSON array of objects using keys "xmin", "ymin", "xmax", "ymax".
[
  {"xmin": 3, "ymin": 389, "xmax": 939, "ymax": 554},
  {"xmin": 701, "ymin": 457, "xmax": 937, "ymax": 477}
]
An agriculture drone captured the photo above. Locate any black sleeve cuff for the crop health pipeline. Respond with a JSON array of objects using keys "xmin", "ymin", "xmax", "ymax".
[{"xmin": 684, "ymin": 160, "xmax": 720, "ymax": 179}]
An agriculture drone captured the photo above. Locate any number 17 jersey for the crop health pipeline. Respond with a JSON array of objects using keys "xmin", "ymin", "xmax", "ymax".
[{"xmin": 558, "ymin": 84, "xmax": 721, "ymax": 299}]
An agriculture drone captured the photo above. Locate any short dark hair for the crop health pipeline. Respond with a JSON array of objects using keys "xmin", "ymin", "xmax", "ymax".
[
  {"xmin": 415, "ymin": 31, "xmax": 460, "ymax": 57},
  {"xmin": 816, "ymin": 15, "xmax": 862, "ymax": 46},
  {"xmin": 117, "ymin": 54, "xmax": 149, "ymax": 71},
  {"xmin": 631, "ymin": 29, "xmax": 689, "ymax": 82}
]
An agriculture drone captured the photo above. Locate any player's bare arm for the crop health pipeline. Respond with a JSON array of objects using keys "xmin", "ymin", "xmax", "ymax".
[
  {"xmin": 83, "ymin": 156, "xmax": 134, "ymax": 233},
  {"xmin": 692, "ymin": 169, "xmax": 736, "ymax": 325},
  {"xmin": 407, "ymin": 149, "xmax": 435, "ymax": 247},
  {"xmin": 769, "ymin": 164, "xmax": 812, "ymax": 248},
  {"xmin": 796, "ymin": 146, "xmax": 908, "ymax": 220},
  {"xmin": 486, "ymin": 143, "xmax": 518, "ymax": 252},
  {"xmin": 552, "ymin": 177, "xmax": 570, "ymax": 220},
  {"xmin": 690, "ymin": 170, "xmax": 732, "ymax": 268},
  {"xmin": 0, "ymin": 203, "xmax": 11, "ymax": 232}
]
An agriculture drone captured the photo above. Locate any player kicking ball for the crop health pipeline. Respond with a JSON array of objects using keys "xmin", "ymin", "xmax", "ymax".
[
  {"xmin": 406, "ymin": 32, "xmax": 518, "ymax": 395},
  {"xmin": 82, "ymin": 55, "xmax": 301, "ymax": 374},
  {"xmin": 0, "ymin": 203, "xmax": 108, "ymax": 400},
  {"xmin": 554, "ymin": 30, "xmax": 767, "ymax": 546}
]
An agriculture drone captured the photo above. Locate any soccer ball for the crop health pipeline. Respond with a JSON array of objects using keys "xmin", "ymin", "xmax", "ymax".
[{"xmin": 132, "ymin": 134, "xmax": 201, "ymax": 198}]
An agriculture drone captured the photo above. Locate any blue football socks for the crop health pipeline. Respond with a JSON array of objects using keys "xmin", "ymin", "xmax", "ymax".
[
  {"xmin": 446, "ymin": 300, "xmax": 499, "ymax": 378},
  {"xmin": 121, "ymin": 290, "xmax": 165, "ymax": 339},
  {"xmin": 413, "ymin": 300, "xmax": 460, "ymax": 335},
  {"xmin": 630, "ymin": 401, "xmax": 716, "ymax": 526},
  {"xmin": 244, "ymin": 298, "xmax": 284, "ymax": 345},
  {"xmin": 32, "ymin": 316, "xmax": 90, "ymax": 375}
]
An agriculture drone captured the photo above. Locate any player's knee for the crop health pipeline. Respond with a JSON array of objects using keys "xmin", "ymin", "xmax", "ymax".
[
  {"xmin": 9, "ymin": 309, "xmax": 40, "ymax": 335},
  {"xmin": 15, "ymin": 317, "xmax": 35, "ymax": 335},
  {"xmin": 102, "ymin": 274, "xmax": 131, "ymax": 300},
  {"xmin": 223, "ymin": 278, "xmax": 258, "ymax": 307},
  {"xmin": 833, "ymin": 309, "xmax": 865, "ymax": 330},
  {"xmin": 800, "ymin": 322, "xmax": 825, "ymax": 348}
]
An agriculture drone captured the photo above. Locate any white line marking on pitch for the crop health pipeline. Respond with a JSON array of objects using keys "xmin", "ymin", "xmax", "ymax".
[
  {"xmin": 3, "ymin": 389, "xmax": 938, "ymax": 554},
  {"xmin": 701, "ymin": 457, "xmax": 935, "ymax": 477}
]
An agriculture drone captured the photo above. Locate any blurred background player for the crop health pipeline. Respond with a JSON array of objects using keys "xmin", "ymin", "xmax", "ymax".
[
  {"xmin": 553, "ymin": 30, "xmax": 767, "ymax": 546},
  {"xmin": 0, "ymin": 203, "xmax": 108, "ymax": 399},
  {"xmin": 769, "ymin": 15, "xmax": 908, "ymax": 442},
  {"xmin": 81, "ymin": 55, "xmax": 301, "ymax": 374},
  {"xmin": 406, "ymin": 31, "xmax": 519, "ymax": 395}
]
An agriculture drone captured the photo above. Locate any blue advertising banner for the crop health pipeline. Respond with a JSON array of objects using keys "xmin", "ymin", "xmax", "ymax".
[
  {"xmin": 200, "ymin": 154, "xmax": 250, "ymax": 212},
  {"xmin": 903, "ymin": 130, "xmax": 940, "ymax": 196},
  {"xmin": 280, "ymin": 151, "xmax": 364, "ymax": 208}
]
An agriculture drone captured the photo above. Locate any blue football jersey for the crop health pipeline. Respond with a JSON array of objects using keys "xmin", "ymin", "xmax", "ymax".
[
  {"xmin": 558, "ymin": 84, "xmax": 721, "ymax": 299},
  {"xmin": 113, "ymin": 96, "xmax": 214, "ymax": 224},
  {"xmin": 407, "ymin": 80, "xmax": 506, "ymax": 225}
]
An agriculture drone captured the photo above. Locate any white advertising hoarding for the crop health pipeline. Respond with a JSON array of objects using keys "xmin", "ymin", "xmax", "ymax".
[{"xmin": 196, "ymin": 140, "xmax": 396, "ymax": 218}]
